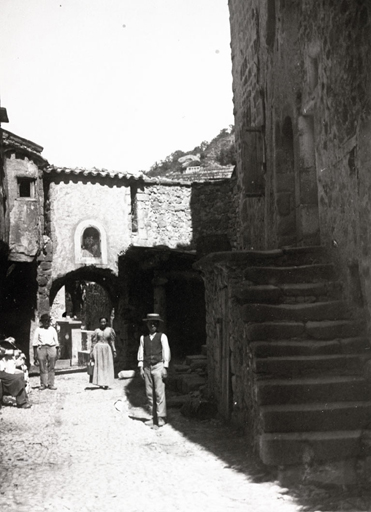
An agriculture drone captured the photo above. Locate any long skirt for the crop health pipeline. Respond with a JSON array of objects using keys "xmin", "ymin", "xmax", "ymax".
[{"xmin": 92, "ymin": 342, "xmax": 114, "ymax": 387}]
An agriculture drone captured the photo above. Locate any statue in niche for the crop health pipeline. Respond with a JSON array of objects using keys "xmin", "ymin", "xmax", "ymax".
[{"xmin": 81, "ymin": 227, "xmax": 101, "ymax": 258}]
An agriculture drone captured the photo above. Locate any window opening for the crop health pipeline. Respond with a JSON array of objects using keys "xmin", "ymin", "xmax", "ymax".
[
  {"xmin": 130, "ymin": 184, "xmax": 138, "ymax": 233},
  {"xmin": 17, "ymin": 178, "xmax": 35, "ymax": 198}
]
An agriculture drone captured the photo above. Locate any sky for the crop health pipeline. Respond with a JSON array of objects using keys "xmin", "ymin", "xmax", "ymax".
[{"xmin": 0, "ymin": 0, "xmax": 234, "ymax": 173}]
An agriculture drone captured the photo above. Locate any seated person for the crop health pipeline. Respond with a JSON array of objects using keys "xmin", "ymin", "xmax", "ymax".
[
  {"xmin": 0, "ymin": 345, "xmax": 31, "ymax": 409},
  {"xmin": 1, "ymin": 337, "xmax": 32, "ymax": 395}
]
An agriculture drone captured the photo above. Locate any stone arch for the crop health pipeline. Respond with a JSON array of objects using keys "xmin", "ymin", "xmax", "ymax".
[
  {"xmin": 50, "ymin": 267, "xmax": 118, "ymax": 309},
  {"xmin": 49, "ymin": 267, "xmax": 119, "ymax": 364},
  {"xmin": 74, "ymin": 219, "xmax": 108, "ymax": 265}
]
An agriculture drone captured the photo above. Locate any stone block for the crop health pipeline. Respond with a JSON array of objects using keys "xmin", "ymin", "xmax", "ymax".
[
  {"xmin": 306, "ymin": 320, "xmax": 360, "ymax": 339},
  {"xmin": 250, "ymin": 339, "xmax": 341, "ymax": 358},
  {"xmin": 117, "ymin": 370, "xmax": 137, "ymax": 379},
  {"xmin": 260, "ymin": 401, "xmax": 371, "ymax": 433},
  {"xmin": 246, "ymin": 322, "xmax": 305, "ymax": 341},
  {"xmin": 255, "ymin": 354, "xmax": 363, "ymax": 378},
  {"xmin": 276, "ymin": 192, "xmax": 293, "ymax": 216},
  {"xmin": 257, "ymin": 375, "xmax": 371, "ymax": 406},
  {"xmin": 167, "ymin": 395, "xmax": 190, "ymax": 408},
  {"xmin": 179, "ymin": 374, "xmax": 207, "ymax": 394},
  {"xmin": 78, "ymin": 350, "xmax": 89, "ymax": 366},
  {"xmin": 173, "ymin": 364, "xmax": 191, "ymax": 373},
  {"xmin": 185, "ymin": 355, "xmax": 207, "ymax": 366},
  {"xmin": 232, "ymin": 284, "xmax": 282, "ymax": 304},
  {"xmin": 241, "ymin": 301, "xmax": 350, "ymax": 323},
  {"xmin": 244, "ymin": 264, "xmax": 336, "ymax": 285}
]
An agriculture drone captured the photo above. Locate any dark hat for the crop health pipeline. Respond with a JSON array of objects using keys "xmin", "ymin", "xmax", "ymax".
[{"xmin": 142, "ymin": 313, "xmax": 164, "ymax": 322}]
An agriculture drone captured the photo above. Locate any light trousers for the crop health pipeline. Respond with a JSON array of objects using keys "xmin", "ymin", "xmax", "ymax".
[
  {"xmin": 37, "ymin": 346, "xmax": 57, "ymax": 387},
  {"xmin": 143, "ymin": 361, "xmax": 167, "ymax": 420}
]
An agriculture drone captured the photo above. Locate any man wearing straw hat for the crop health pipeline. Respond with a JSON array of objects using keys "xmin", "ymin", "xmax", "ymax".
[{"xmin": 137, "ymin": 313, "xmax": 171, "ymax": 427}]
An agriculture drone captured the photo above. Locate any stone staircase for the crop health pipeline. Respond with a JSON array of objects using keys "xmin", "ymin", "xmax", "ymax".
[{"xmin": 234, "ymin": 246, "xmax": 371, "ymax": 467}]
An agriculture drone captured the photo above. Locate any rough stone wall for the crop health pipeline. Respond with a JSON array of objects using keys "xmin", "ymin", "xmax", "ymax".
[
  {"xmin": 190, "ymin": 179, "xmax": 238, "ymax": 250},
  {"xmin": 4, "ymin": 153, "xmax": 44, "ymax": 261},
  {"xmin": 228, "ymin": 1, "xmax": 268, "ymax": 250},
  {"xmin": 297, "ymin": 1, "xmax": 371, "ymax": 323},
  {"xmin": 198, "ymin": 257, "xmax": 257, "ymax": 450},
  {"xmin": 48, "ymin": 177, "xmax": 237, "ymax": 281},
  {"xmin": 133, "ymin": 183, "xmax": 194, "ymax": 249},
  {"xmin": 229, "ymin": 0, "xmax": 371, "ymax": 316}
]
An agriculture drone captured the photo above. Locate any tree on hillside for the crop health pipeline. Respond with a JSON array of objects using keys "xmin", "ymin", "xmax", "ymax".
[{"xmin": 146, "ymin": 126, "xmax": 235, "ymax": 177}]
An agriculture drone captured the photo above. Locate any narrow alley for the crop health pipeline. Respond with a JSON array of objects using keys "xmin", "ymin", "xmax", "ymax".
[{"xmin": 0, "ymin": 372, "xmax": 370, "ymax": 512}]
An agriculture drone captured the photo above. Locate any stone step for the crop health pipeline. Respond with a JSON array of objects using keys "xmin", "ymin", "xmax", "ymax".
[
  {"xmin": 244, "ymin": 264, "xmax": 336, "ymax": 285},
  {"xmin": 306, "ymin": 320, "xmax": 362, "ymax": 339},
  {"xmin": 167, "ymin": 394, "xmax": 191, "ymax": 408},
  {"xmin": 255, "ymin": 354, "xmax": 366, "ymax": 378},
  {"xmin": 281, "ymin": 282, "xmax": 342, "ymax": 301},
  {"xmin": 233, "ymin": 282, "xmax": 342, "ymax": 305},
  {"xmin": 178, "ymin": 374, "xmax": 207, "ymax": 394},
  {"xmin": 241, "ymin": 301, "xmax": 351, "ymax": 323},
  {"xmin": 257, "ymin": 376, "xmax": 371, "ymax": 405},
  {"xmin": 260, "ymin": 401, "xmax": 371, "ymax": 433},
  {"xmin": 279, "ymin": 246, "xmax": 330, "ymax": 266},
  {"xmin": 173, "ymin": 364, "xmax": 191, "ymax": 373},
  {"xmin": 250, "ymin": 337, "xmax": 370, "ymax": 358},
  {"xmin": 247, "ymin": 321, "xmax": 305, "ymax": 341},
  {"xmin": 185, "ymin": 355, "xmax": 207, "ymax": 366},
  {"xmin": 246, "ymin": 320, "xmax": 361, "ymax": 341},
  {"xmin": 260, "ymin": 430, "xmax": 370, "ymax": 466},
  {"xmin": 232, "ymin": 284, "xmax": 283, "ymax": 304}
]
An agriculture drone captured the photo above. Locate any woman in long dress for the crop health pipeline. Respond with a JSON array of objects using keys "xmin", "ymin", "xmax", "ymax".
[{"xmin": 90, "ymin": 317, "xmax": 116, "ymax": 389}]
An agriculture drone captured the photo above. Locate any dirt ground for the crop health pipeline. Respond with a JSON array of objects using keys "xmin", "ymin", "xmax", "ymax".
[{"xmin": 0, "ymin": 372, "xmax": 370, "ymax": 512}]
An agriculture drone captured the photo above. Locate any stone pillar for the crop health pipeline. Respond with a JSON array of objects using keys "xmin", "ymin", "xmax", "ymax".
[
  {"xmin": 70, "ymin": 320, "xmax": 82, "ymax": 366},
  {"xmin": 57, "ymin": 319, "xmax": 82, "ymax": 366},
  {"xmin": 152, "ymin": 276, "xmax": 168, "ymax": 331}
]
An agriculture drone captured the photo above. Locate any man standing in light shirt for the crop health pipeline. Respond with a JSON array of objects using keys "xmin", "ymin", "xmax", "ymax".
[
  {"xmin": 137, "ymin": 313, "xmax": 171, "ymax": 428},
  {"xmin": 33, "ymin": 313, "xmax": 60, "ymax": 391}
]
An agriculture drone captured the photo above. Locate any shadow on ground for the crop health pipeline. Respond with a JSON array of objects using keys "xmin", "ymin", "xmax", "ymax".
[{"xmin": 122, "ymin": 375, "xmax": 371, "ymax": 512}]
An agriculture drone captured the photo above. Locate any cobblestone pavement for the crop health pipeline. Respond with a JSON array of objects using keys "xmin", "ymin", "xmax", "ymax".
[{"xmin": 0, "ymin": 373, "xmax": 370, "ymax": 512}]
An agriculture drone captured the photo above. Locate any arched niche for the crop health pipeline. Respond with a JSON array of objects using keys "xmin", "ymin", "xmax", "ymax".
[{"xmin": 74, "ymin": 220, "xmax": 108, "ymax": 265}]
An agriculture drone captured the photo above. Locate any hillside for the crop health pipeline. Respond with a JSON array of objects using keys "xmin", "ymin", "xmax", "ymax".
[{"xmin": 145, "ymin": 126, "xmax": 236, "ymax": 178}]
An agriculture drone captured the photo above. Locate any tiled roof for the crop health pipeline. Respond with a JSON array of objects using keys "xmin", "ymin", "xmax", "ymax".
[
  {"xmin": 165, "ymin": 166, "xmax": 235, "ymax": 182},
  {"xmin": 44, "ymin": 165, "xmax": 235, "ymax": 184},
  {"xmin": 3, "ymin": 129, "xmax": 48, "ymax": 163},
  {"xmin": 44, "ymin": 165, "xmax": 144, "ymax": 180}
]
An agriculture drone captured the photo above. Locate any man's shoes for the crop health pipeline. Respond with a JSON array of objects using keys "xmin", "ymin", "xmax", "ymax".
[
  {"xmin": 144, "ymin": 419, "xmax": 154, "ymax": 427},
  {"xmin": 39, "ymin": 385, "xmax": 46, "ymax": 391},
  {"xmin": 17, "ymin": 402, "xmax": 32, "ymax": 409},
  {"xmin": 157, "ymin": 418, "xmax": 166, "ymax": 427},
  {"xmin": 48, "ymin": 386, "xmax": 57, "ymax": 390}
]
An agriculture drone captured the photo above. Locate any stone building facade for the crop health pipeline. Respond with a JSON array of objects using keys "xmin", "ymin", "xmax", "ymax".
[
  {"xmin": 228, "ymin": 0, "xmax": 371, "ymax": 297},
  {"xmin": 194, "ymin": 0, "xmax": 371, "ymax": 479},
  {"xmin": 0, "ymin": 133, "xmax": 236, "ymax": 365},
  {"xmin": 0, "ymin": 130, "xmax": 48, "ymax": 351}
]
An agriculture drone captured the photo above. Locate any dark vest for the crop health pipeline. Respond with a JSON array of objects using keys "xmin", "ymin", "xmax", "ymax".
[{"xmin": 143, "ymin": 332, "xmax": 163, "ymax": 365}]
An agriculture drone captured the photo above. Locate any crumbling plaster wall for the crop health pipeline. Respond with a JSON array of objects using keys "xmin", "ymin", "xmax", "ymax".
[
  {"xmin": 5, "ymin": 153, "xmax": 44, "ymax": 261},
  {"xmin": 48, "ymin": 178, "xmax": 132, "ymax": 280}
]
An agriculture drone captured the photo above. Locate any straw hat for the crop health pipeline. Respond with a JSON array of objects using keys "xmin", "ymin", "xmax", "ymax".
[{"xmin": 142, "ymin": 313, "xmax": 164, "ymax": 322}]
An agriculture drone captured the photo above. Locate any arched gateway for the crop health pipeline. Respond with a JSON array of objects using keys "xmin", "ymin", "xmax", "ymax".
[
  {"xmin": 1, "ymin": 131, "xmax": 234, "ymax": 372},
  {"xmin": 31, "ymin": 164, "xmax": 231, "ymax": 371}
]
